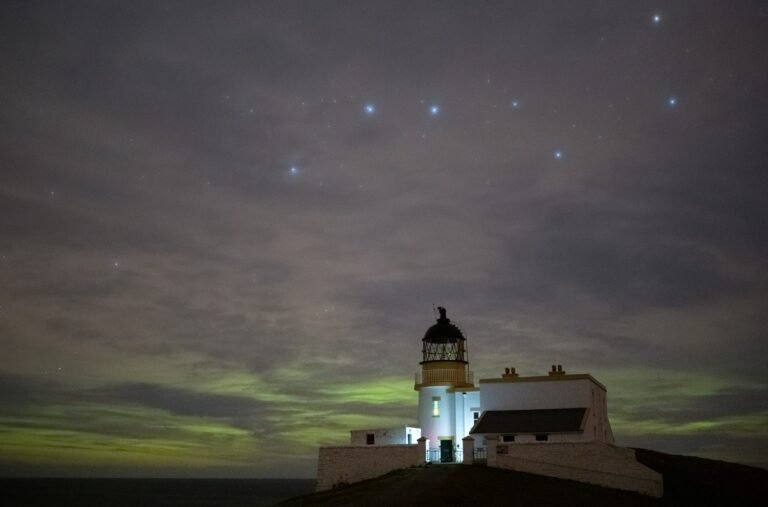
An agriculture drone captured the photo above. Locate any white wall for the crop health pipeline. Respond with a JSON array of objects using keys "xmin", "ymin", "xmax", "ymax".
[
  {"xmin": 475, "ymin": 432, "xmax": 592, "ymax": 447},
  {"xmin": 316, "ymin": 445, "xmax": 420, "ymax": 491},
  {"xmin": 417, "ymin": 385, "xmax": 455, "ymax": 448},
  {"xmin": 349, "ymin": 427, "xmax": 421, "ymax": 446},
  {"xmin": 490, "ymin": 442, "xmax": 663, "ymax": 497},
  {"xmin": 481, "ymin": 378, "xmax": 594, "ymax": 411},
  {"xmin": 452, "ymin": 390, "xmax": 480, "ymax": 442}
]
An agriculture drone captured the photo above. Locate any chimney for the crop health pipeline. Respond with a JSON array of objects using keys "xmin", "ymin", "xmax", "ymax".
[
  {"xmin": 502, "ymin": 367, "xmax": 519, "ymax": 378},
  {"xmin": 549, "ymin": 364, "xmax": 566, "ymax": 376}
]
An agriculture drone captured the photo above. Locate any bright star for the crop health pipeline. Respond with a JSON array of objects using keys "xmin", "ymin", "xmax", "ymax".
[
  {"xmin": 554, "ymin": 150, "xmax": 563, "ymax": 160},
  {"xmin": 653, "ymin": 14, "xmax": 661, "ymax": 24},
  {"xmin": 668, "ymin": 97, "xmax": 677, "ymax": 107},
  {"xmin": 289, "ymin": 166, "xmax": 299, "ymax": 175},
  {"xmin": 429, "ymin": 105, "xmax": 439, "ymax": 115},
  {"xmin": 113, "ymin": 260, "xmax": 120, "ymax": 268},
  {"xmin": 364, "ymin": 104, "xmax": 375, "ymax": 115},
  {"xmin": 511, "ymin": 100, "xmax": 519, "ymax": 108}
]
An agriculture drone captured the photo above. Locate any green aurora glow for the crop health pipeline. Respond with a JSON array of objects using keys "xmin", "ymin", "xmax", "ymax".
[{"xmin": 1, "ymin": 1, "xmax": 767, "ymax": 477}]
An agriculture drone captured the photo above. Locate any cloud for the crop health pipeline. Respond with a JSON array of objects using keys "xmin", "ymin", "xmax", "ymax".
[
  {"xmin": 90, "ymin": 382, "xmax": 268, "ymax": 419},
  {"xmin": 0, "ymin": 372, "xmax": 68, "ymax": 410},
  {"xmin": 0, "ymin": 0, "xmax": 767, "ymax": 476},
  {"xmin": 616, "ymin": 386, "xmax": 768, "ymax": 425}
]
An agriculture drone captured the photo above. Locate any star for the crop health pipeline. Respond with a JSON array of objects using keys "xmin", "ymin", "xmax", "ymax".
[
  {"xmin": 289, "ymin": 166, "xmax": 299, "ymax": 176},
  {"xmin": 668, "ymin": 97, "xmax": 678, "ymax": 107},
  {"xmin": 364, "ymin": 103, "xmax": 375, "ymax": 115},
  {"xmin": 113, "ymin": 260, "xmax": 120, "ymax": 268},
  {"xmin": 429, "ymin": 105, "xmax": 440, "ymax": 116},
  {"xmin": 554, "ymin": 150, "xmax": 563, "ymax": 160},
  {"xmin": 511, "ymin": 100, "xmax": 520, "ymax": 108},
  {"xmin": 652, "ymin": 14, "xmax": 662, "ymax": 24}
]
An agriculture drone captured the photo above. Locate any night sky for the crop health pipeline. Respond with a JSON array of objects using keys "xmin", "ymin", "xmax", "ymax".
[{"xmin": 1, "ymin": 1, "xmax": 767, "ymax": 478}]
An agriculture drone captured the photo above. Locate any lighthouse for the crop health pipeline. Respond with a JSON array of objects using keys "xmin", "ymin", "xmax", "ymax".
[
  {"xmin": 415, "ymin": 307, "xmax": 478, "ymax": 461},
  {"xmin": 318, "ymin": 307, "xmax": 622, "ymax": 491}
]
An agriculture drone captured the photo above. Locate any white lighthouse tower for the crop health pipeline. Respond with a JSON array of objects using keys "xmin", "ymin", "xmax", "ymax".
[{"xmin": 415, "ymin": 307, "xmax": 476, "ymax": 461}]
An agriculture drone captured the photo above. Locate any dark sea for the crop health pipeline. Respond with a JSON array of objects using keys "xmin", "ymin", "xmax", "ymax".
[{"xmin": 1, "ymin": 478, "xmax": 316, "ymax": 507}]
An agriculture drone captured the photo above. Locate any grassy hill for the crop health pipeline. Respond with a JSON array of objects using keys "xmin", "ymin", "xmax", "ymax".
[{"xmin": 277, "ymin": 449, "xmax": 768, "ymax": 506}]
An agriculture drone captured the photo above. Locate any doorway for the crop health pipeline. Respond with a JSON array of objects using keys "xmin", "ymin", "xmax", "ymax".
[{"xmin": 440, "ymin": 439, "xmax": 453, "ymax": 463}]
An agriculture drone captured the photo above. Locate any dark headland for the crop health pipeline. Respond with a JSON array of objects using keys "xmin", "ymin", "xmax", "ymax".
[{"xmin": 277, "ymin": 449, "xmax": 768, "ymax": 506}]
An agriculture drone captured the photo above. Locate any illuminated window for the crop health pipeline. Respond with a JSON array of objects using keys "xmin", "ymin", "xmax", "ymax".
[{"xmin": 432, "ymin": 396, "xmax": 440, "ymax": 417}]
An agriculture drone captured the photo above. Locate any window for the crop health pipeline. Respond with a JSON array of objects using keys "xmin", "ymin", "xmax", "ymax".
[
  {"xmin": 407, "ymin": 433, "xmax": 412, "ymax": 444},
  {"xmin": 473, "ymin": 411, "xmax": 480, "ymax": 421},
  {"xmin": 432, "ymin": 396, "xmax": 440, "ymax": 417},
  {"xmin": 502, "ymin": 435, "xmax": 515, "ymax": 442},
  {"xmin": 535, "ymin": 434, "xmax": 548, "ymax": 442},
  {"xmin": 366, "ymin": 433, "xmax": 375, "ymax": 445}
]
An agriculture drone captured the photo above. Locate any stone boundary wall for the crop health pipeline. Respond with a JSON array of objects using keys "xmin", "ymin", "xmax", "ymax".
[
  {"xmin": 316, "ymin": 444, "xmax": 420, "ymax": 491},
  {"xmin": 491, "ymin": 442, "xmax": 663, "ymax": 497}
]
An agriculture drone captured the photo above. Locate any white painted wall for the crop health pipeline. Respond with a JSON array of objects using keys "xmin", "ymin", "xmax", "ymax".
[
  {"xmin": 316, "ymin": 445, "xmax": 420, "ymax": 491},
  {"xmin": 481, "ymin": 378, "xmax": 594, "ymax": 410},
  {"xmin": 417, "ymin": 385, "xmax": 455, "ymax": 448},
  {"xmin": 452, "ymin": 390, "xmax": 480, "ymax": 442},
  {"xmin": 494, "ymin": 432, "xmax": 592, "ymax": 444},
  {"xmin": 349, "ymin": 426, "xmax": 421, "ymax": 446},
  {"xmin": 491, "ymin": 442, "xmax": 663, "ymax": 497}
]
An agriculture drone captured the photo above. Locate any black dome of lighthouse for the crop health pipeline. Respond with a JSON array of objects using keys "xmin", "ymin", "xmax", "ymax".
[
  {"xmin": 421, "ymin": 307, "xmax": 468, "ymax": 363},
  {"xmin": 423, "ymin": 307, "xmax": 466, "ymax": 344}
]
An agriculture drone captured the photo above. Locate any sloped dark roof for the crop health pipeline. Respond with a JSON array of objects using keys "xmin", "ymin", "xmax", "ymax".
[{"xmin": 470, "ymin": 408, "xmax": 587, "ymax": 434}]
